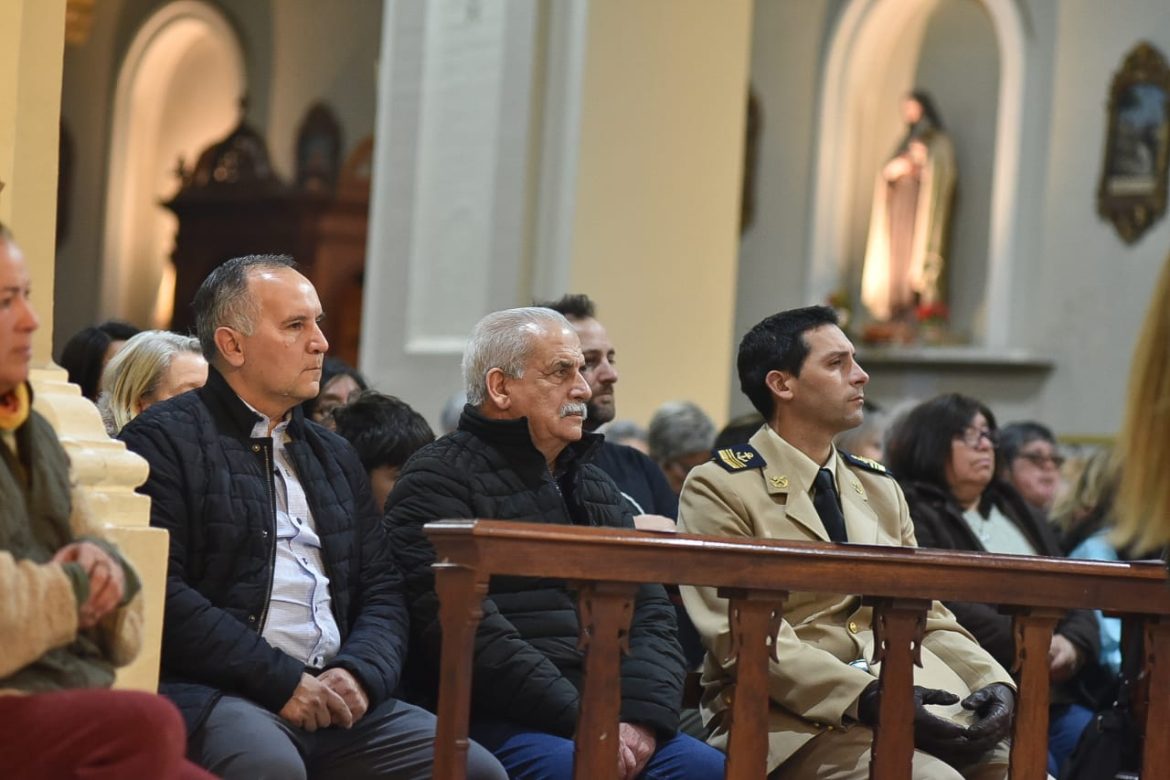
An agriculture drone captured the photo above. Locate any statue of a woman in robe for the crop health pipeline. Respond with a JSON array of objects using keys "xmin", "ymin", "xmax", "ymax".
[{"xmin": 860, "ymin": 90, "xmax": 957, "ymax": 324}]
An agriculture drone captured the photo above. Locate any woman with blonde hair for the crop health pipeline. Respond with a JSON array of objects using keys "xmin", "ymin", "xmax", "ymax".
[
  {"xmin": 1116, "ymin": 256, "xmax": 1170, "ymax": 557},
  {"xmin": 97, "ymin": 330, "xmax": 207, "ymax": 436}
]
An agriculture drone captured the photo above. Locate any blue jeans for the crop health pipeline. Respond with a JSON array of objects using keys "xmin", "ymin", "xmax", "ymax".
[
  {"xmin": 1048, "ymin": 702, "xmax": 1094, "ymax": 776},
  {"xmin": 470, "ymin": 720, "xmax": 726, "ymax": 780}
]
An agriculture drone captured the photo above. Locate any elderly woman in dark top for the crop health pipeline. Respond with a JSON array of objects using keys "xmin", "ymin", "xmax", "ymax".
[{"xmin": 885, "ymin": 393, "xmax": 1101, "ymax": 777}]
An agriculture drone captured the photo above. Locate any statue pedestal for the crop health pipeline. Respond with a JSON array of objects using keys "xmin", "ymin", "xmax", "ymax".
[{"xmin": 854, "ymin": 345, "xmax": 1053, "ymax": 423}]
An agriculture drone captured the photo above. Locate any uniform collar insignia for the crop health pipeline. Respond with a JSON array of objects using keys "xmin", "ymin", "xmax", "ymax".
[{"xmin": 711, "ymin": 443, "xmax": 766, "ymax": 472}]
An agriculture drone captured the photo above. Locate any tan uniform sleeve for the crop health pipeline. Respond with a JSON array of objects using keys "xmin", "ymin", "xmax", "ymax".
[{"xmin": 679, "ymin": 466, "xmax": 875, "ymax": 727}]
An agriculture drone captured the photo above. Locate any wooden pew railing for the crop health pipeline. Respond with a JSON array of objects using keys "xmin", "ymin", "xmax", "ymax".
[{"xmin": 424, "ymin": 520, "xmax": 1170, "ymax": 779}]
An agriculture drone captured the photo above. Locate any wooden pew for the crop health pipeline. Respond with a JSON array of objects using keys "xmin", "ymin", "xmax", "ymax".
[{"xmin": 424, "ymin": 520, "xmax": 1170, "ymax": 779}]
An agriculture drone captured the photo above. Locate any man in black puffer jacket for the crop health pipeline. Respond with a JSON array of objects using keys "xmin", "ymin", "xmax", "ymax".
[
  {"xmin": 121, "ymin": 255, "xmax": 504, "ymax": 780},
  {"xmin": 386, "ymin": 307, "xmax": 725, "ymax": 780}
]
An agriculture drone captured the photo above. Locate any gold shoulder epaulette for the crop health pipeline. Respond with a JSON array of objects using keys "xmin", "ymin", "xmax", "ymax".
[
  {"xmin": 711, "ymin": 444, "xmax": 766, "ymax": 473},
  {"xmin": 840, "ymin": 450, "xmax": 893, "ymax": 477}
]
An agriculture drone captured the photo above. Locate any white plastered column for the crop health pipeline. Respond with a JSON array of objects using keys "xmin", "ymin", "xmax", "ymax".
[{"xmin": 0, "ymin": 0, "xmax": 166, "ymax": 692}]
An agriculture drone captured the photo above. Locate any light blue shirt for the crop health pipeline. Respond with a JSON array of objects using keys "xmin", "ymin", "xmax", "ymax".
[
  {"xmin": 1069, "ymin": 530, "xmax": 1122, "ymax": 673},
  {"xmin": 250, "ymin": 411, "xmax": 341, "ymax": 668}
]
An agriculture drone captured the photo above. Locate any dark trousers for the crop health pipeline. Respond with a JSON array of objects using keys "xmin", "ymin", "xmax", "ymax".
[
  {"xmin": 190, "ymin": 693, "xmax": 507, "ymax": 780},
  {"xmin": 470, "ymin": 720, "xmax": 727, "ymax": 780},
  {"xmin": 0, "ymin": 688, "xmax": 215, "ymax": 780}
]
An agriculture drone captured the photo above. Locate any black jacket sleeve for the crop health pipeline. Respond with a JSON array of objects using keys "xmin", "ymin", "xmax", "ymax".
[
  {"xmin": 385, "ymin": 457, "xmax": 582, "ymax": 736},
  {"xmin": 121, "ymin": 417, "xmax": 303, "ymax": 714}
]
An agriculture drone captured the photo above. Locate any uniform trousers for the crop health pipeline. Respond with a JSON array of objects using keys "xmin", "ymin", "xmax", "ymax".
[
  {"xmin": 470, "ymin": 720, "xmax": 727, "ymax": 780},
  {"xmin": 0, "ymin": 688, "xmax": 215, "ymax": 779},
  {"xmin": 769, "ymin": 727, "xmax": 1043, "ymax": 780},
  {"xmin": 189, "ymin": 693, "xmax": 507, "ymax": 780}
]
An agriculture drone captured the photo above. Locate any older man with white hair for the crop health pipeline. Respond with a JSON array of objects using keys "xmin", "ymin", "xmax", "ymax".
[{"xmin": 385, "ymin": 307, "xmax": 725, "ymax": 780}]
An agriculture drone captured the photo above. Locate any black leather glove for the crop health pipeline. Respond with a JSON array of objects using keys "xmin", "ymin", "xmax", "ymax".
[
  {"xmin": 960, "ymin": 683, "xmax": 1015, "ymax": 749},
  {"xmin": 857, "ymin": 680, "xmax": 998, "ymax": 762}
]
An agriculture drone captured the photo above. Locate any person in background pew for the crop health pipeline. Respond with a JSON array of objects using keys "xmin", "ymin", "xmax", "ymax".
[
  {"xmin": 996, "ymin": 422, "xmax": 1064, "ymax": 515},
  {"xmin": 301, "ymin": 356, "xmax": 367, "ymax": 430},
  {"xmin": 97, "ymin": 329, "xmax": 208, "ymax": 436},
  {"xmin": 885, "ymin": 394, "xmax": 1101, "ymax": 776},
  {"xmin": 385, "ymin": 306, "xmax": 726, "ymax": 779},
  {"xmin": 0, "ymin": 222, "xmax": 213, "ymax": 779},
  {"xmin": 680, "ymin": 306, "xmax": 1018, "ymax": 779},
  {"xmin": 332, "ymin": 390, "xmax": 435, "ymax": 512},
  {"xmin": 120, "ymin": 255, "xmax": 504, "ymax": 780},
  {"xmin": 649, "ymin": 399, "xmax": 717, "ymax": 495},
  {"xmin": 58, "ymin": 318, "xmax": 140, "ymax": 401}
]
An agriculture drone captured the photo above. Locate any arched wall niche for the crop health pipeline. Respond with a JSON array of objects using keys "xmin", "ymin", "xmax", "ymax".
[
  {"xmin": 808, "ymin": 0, "xmax": 1025, "ymax": 348},
  {"xmin": 102, "ymin": 0, "xmax": 245, "ymax": 328}
]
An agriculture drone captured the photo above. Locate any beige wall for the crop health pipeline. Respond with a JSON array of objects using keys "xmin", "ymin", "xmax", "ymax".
[
  {"xmin": 0, "ymin": 0, "xmax": 66, "ymax": 357},
  {"xmin": 569, "ymin": 0, "xmax": 753, "ymax": 428}
]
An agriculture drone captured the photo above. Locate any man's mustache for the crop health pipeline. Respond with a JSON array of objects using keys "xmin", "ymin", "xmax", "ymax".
[{"xmin": 560, "ymin": 403, "xmax": 588, "ymax": 419}]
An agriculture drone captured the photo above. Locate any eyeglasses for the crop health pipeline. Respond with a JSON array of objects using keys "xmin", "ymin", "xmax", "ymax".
[
  {"xmin": 955, "ymin": 427, "xmax": 998, "ymax": 448},
  {"xmin": 1017, "ymin": 452, "xmax": 1066, "ymax": 469}
]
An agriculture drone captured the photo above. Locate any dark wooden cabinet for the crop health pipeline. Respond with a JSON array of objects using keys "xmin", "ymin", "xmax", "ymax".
[{"xmin": 164, "ymin": 120, "xmax": 370, "ymax": 365}]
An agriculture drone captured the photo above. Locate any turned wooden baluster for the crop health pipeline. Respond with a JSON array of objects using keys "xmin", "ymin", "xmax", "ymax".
[
  {"xmin": 719, "ymin": 588, "xmax": 788, "ymax": 780},
  {"xmin": 1141, "ymin": 616, "xmax": 1170, "ymax": 776},
  {"xmin": 573, "ymin": 581, "xmax": 638, "ymax": 780},
  {"xmin": 1007, "ymin": 608, "xmax": 1062, "ymax": 779},
  {"xmin": 432, "ymin": 563, "xmax": 490, "ymax": 780},
  {"xmin": 867, "ymin": 598, "xmax": 930, "ymax": 780}
]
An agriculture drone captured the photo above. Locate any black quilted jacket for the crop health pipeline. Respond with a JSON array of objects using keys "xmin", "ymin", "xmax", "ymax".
[
  {"xmin": 385, "ymin": 406, "xmax": 685, "ymax": 738},
  {"xmin": 120, "ymin": 367, "xmax": 409, "ymax": 732}
]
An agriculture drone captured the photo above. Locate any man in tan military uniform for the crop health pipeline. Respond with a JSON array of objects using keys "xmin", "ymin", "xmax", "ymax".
[{"xmin": 679, "ymin": 306, "xmax": 1018, "ymax": 779}]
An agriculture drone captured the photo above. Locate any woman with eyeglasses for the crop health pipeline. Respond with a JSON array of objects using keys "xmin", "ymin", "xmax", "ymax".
[
  {"xmin": 885, "ymin": 393, "xmax": 1102, "ymax": 777},
  {"xmin": 997, "ymin": 422, "xmax": 1066, "ymax": 514}
]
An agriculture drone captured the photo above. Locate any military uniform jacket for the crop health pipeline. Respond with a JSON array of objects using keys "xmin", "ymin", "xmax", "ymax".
[{"xmin": 678, "ymin": 425, "xmax": 1013, "ymax": 773}]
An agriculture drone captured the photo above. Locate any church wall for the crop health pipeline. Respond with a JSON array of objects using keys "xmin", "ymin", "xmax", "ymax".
[
  {"xmin": 730, "ymin": 0, "xmax": 837, "ymax": 420},
  {"xmin": 737, "ymin": 0, "xmax": 1170, "ymax": 440},
  {"xmin": 55, "ymin": 0, "xmax": 381, "ymax": 353},
  {"xmin": 1025, "ymin": 0, "xmax": 1170, "ymax": 439}
]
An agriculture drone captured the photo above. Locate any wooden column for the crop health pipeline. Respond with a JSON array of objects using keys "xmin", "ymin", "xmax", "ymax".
[
  {"xmin": 1142, "ymin": 617, "xmax": 1170, "ymax": 776},
  {"xmin": 573, "ymin": 581, "xmax": 638, "ymax": 780},
  {"xmin": 1008, "ymin": 608, "xmax": 1062, "ymax": 780},
  {"xmin": 720, "ymin": 588, "xmax": 788, "ymax": 780},
  {"xmin": 432, "ymin": 562, "xmax": 489, "ymax": 780},
  {"xmin": 867, "ymin": 598, "xmax": 930, "ymax": 780}
]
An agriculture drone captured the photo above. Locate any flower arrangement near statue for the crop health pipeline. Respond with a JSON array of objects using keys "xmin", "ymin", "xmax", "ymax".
[{"xmin": 915, "ymin": 302, "xmax": 949, "ymax": 344}]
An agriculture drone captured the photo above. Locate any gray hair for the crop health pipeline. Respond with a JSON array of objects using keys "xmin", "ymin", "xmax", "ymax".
[
  {"xmin": 462, "ymin": 307, "xmax": 574, "ymax": 406},
  {"xmin": 193, "ymin": 254, "xmax": 295, "ymax": 361},
  {"xmin": 97, "ymin": 330, "xmax": 203, "ymax": 435},
  {"xmin": 648, "ymin": 400, "xmax": 717, "ymax": 464}
]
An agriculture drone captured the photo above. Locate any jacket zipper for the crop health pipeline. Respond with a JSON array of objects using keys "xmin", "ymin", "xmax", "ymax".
[{"xmin": 257, "ymin": 441, "xmax": 277, "ymax": 632}]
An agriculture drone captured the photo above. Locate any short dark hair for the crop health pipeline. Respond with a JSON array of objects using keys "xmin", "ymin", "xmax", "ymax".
[
  {"xmin": 737, "ymin": 305, "xmax": 839, "ymax": 419},
  {"xmin": 58, "ymin": 320, "xmax": 142, "ymax": 400},
  {"xmin": 192, "ymin": 254, "xmax": 295, "ymax": 361},
  {"xmin": 537, "ymin": 293, "xmax": 596, "ymax": 320},
  {"xmin": 885, "ymin": 393, "xmax": 998, "ymax": 488},
  {"xmin": 997, "ymin": 422, "xmax": 1056, "ymax": 466},
  {"xmin": 332, "ymin": 391, "xmax": 435, "ymax": 472}
]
